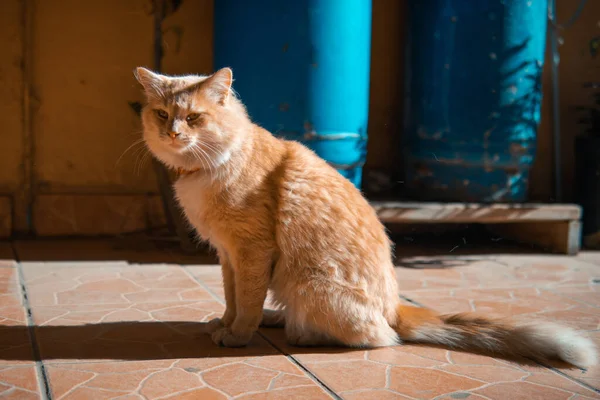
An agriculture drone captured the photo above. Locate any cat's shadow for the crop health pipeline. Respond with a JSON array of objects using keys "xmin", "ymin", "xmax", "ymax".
[
  {"xmin": 0, "ymin": 322, "xmax": 580, "ymax": 371},
  {"xmin": 0, "ymin": 321, "xmax": 352, "ymax": 362}
]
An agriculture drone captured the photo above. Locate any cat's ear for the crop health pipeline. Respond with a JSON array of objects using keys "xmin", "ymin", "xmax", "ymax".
[
  {"xmin": 134, "ymin": 67, "xmax": 166, "ymax": 100},
  {"xmin": 202, "ymin": 67, "xmax": 233, "ymax": 106}
]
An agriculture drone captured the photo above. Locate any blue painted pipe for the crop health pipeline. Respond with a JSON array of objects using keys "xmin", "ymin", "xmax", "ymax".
[
  {"xmin": 214, "ymin": 0, "xmax": 372, "ymax": 188},
  {"xmin": 404, "ymin": 0, "xmax": 548, "ymax": 202}
]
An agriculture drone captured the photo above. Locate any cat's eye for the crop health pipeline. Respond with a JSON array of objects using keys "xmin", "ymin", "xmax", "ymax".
[
  {"xmin": 156, "ymin": 109, "xmax": 169, "ymax": 119},
  {"xmin": 186, "ymin": 113, "xmax": 201, "ymax": 122}
]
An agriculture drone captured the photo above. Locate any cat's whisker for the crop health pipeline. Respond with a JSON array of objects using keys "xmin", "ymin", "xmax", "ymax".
[
  {"xmin": 204, "ymin": 145, "xmax": 222, "ymax": 171},
  {"xmin": 138, "ymin": 152, "xmax": 152, "ymax": 176},
  {"xmin": 132, "ymin": 144, "xmax": 151, "ymax": 176},
  {"xmin": 116, "ymin": 138, "xmax": 146, "ymax": 167},
  {"xmin": 198, "ymin": 141, "xmax": 229, "ymax": 174},
  {"xmin": 131, "ymin": 145, "xmax": 149, "ymax": 173},
  {"xmin": 134, "ymin": 152, "xmax": 146, "ymax": 176},
  {"xmin": 189, "ymin": 146, "xmax": 210, "ymax": 175},
  {"xmin": 193, "ymin": 145, "xmax": 215, "ymax": 178},
  {"xmin": 198, "ymin": 141, "xmax": 220, "ymax": 155},
  {"xmin": 200, "ymin": 141, "xmax": 223, "ymax": 157},
  {"xmin": 188, "ymin": 145, "xmax": 208, "ymax": 173}
]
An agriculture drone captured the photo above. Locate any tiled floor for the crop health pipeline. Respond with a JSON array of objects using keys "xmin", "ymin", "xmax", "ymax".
[{"xmin": 1, "ymin": 240, "xmax": 599, "ymax": 399}]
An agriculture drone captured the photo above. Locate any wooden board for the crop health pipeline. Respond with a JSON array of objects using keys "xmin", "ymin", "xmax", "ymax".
[{"xmin": 372, "ymin": 202, "xmax": 581, "ymax": 224}]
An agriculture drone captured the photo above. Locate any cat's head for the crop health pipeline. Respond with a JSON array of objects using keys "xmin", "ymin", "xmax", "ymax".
[{"xmin": 134, "ymin": 67, "xmax": 248, "ymax": 170}]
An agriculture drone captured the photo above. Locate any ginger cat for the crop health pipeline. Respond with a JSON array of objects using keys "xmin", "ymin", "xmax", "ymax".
[{"xmin": 135, "ymin": 67, "xmax": 597, "ymax": 368}]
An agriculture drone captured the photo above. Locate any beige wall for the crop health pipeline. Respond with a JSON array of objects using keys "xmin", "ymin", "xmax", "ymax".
[
  {"xmin": 0, "ymin": 0, "xmax": 213, "ymax": 236},
  {"xmin": 0, "ymin": 0, "xmax": 25, "ymax": 234},
  {"xmin": 0, "ymin": 0, "xmax": 597, "ymax": 236}
]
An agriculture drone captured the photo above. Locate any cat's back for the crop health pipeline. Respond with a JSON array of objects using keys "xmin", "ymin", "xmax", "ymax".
[
  {"xmin": 270, "ymin": 139, "xmax": 394, "ymax": 308},
  {"xmin": 279, "ymin": 140, "xmax": 374, "ymax": 217},
  {"xmin": 276, "ymin": 139, "xmax": 388, "ymax": 257}
]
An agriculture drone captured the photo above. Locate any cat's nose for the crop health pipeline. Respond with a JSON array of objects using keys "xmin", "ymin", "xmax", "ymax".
[{"xmin": 168, "ymin": 131, "xmax": 181, "ymax": 139}]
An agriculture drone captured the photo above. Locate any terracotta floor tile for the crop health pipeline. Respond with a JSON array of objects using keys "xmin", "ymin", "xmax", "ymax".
[
  {"xmin": 367, "ymin": 346, "xmax": 445, "ymax": 367},
  {"xmin": 307, "ymin": 360, "xmax": 388, "ymax": 392},
  {"xmin": 534, "ymin": 307, "xmax": 600, "ymax": 331},
  {"xmin": 434, "ymin": 395, "xmax": 489, "ymax": 400},
  {"xmin": 14, "ymin": 252, "xmax": 600, "ymax": 398},
  {"xmin": 389, "ymin": 367, "xmax": 484, "ymax": 398},
  {"xmin": 29, "ymin": 301, "xmax": 226, "ymax": 363},
  {"xmin": 261, "ymin": 329, "xmax": 544, "ymax": 399},
  {"xmin": 269, "ymin": 373, "xmax": 314, "ymax": 389},
  {"xmin": 260, "ymin": 325, "xmax": 598, "ymax": 398},
  {"xmin": 21, "ymin": 262, "xmax": 207, "ymax": 306},
  {"xmin": 342, "ymin": 389, "xmax": 412, "ymax": 399},
  {"xmin": 522, "ymin": 368, "xmax": 600, "ymax": 398},
  {"xmin": 577, "ymin": 251, "xmax": 600, "ymax": 266},
  {"xmin": 20, "ymin": 262, "xmax": 331, "ymax": 398},
  {"xmin": 162, "ymin": 387, "xmax": 227, "ymax": 399},
  {"xmin": 203, "ymin": 362, "xmax": 280, "ymax": 396},
  {"xmin": 0, "ymin": 365, "xmax": 40, "ymax": 399},
  {"xmin": 395, "ymin": 256, "xmax": 600, "ymax": 397},
  {"xmin": 140, "ymin": 368, "xmax": 204, "ymax": 398},
  {"xmin": 439, "ymin": 363, "xmax": 529, "ymax": 382},
  {"xmin": 474, "ymin": 381, "xmax": 574, "ymax": 400},
  {"xmin": 44, "ymin": 349, "xmax": 331, "ymax": 399},
  {"xmin": 235, "ymin": 386, "xmax": 332, "ymax": 399},
  {"xmin": 0, "ymin": 264, "xmax": 42, "ymax": 399},
  {"xmin": 184, "ymin": 265, "xmax": 227, "ymax": 299},
  {"xmin": 0, "ymin": 387, "xmax": 40, "ymax": 399},
  {"xmin": 547, "ymin": 285, "xmax": 600, "ymax": 308}
]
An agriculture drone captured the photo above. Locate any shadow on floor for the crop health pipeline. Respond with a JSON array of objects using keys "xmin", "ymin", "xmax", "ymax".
[
  {"xmin": 4, "ymin": 224, "xmax": 548, "ymax": 267},
  {"xmin": 9, "ymin": 236, "xmax": 219, "ymax": 265},
  {"xmin": 390, "ymin": 223, "xmax": 548, "ymax": 268},
  {"xmin": 0, "ymin": 322, "xmax": 578, "ymax": 371}
]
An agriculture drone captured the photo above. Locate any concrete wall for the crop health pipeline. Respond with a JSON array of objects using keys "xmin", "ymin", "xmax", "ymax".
[{"xmin": 0, "ymin": 0, "xmax": 598, "ymax": 236}]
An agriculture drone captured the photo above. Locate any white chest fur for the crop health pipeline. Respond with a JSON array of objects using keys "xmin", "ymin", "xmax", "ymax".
[{"xmin": 173, "ymin": 177, "xmax": 212, "ymax": 240}]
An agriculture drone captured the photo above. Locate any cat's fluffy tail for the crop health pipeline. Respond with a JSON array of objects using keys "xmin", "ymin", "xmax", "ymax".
[{"xmin": 393, "ymin": 304, "xmax": 597, "ymax": 369}]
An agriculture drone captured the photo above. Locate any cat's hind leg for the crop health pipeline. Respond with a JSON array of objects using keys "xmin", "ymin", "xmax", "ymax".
[
  {"xmin": 285, "ymin": 293, "xmax": 399, "ymax": 348},
  {"xmin": 261, "ymin": 309, "xmax": 285, "ymax": 328},
  {"xmin": 285, "ymin": 319, "xmax": 338, "ymax": 347}
]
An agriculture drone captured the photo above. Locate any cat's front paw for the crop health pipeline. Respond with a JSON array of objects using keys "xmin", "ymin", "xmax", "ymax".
[
  {"xmin": 205, "ymin": 318, "xmax": 225, "ymax": 334},
  {"xmin": 211, "ymin": 327, "xmax": 253, "ymax": 347}
]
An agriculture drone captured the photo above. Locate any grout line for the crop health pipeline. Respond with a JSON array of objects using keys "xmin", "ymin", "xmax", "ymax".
[
  {"xmin": 536, "ymin": 361, "xmax": 600, "ymax": 395},
  {"xmin": 398, "ymin": 294, "xmax": 426, "ymax": 308},
  {"xmin": 256, "ymin": 332, "xmax": 343, "ymax": 400},
  {"xmin": 14, "ymin": 246, "xmax": 53, "ymax": 400},
  {"xmin": 180, "ymin": 265, "xmax": 342, "ymax": 400},
  {"xmin": 180, "ymin": 266, "xmax": 225, "ymax": 306}
]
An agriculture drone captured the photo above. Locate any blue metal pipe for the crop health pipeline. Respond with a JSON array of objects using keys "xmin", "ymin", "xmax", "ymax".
[{"xmin": 214, "ymin": 0, "xmax": 372, "ymax": 188}]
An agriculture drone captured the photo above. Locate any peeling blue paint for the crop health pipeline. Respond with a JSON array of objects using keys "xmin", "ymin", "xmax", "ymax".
[{"xmin": 404, "ymin": 0, "xmax": 548, "ymax": 202}]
